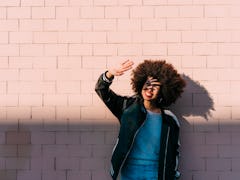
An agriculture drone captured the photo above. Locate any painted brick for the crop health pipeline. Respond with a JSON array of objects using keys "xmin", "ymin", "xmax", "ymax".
[
  {"xmin": 69, "ymin": 44, "xmax": 92, "ymax": 56},
  {"xmin": 0, "ymin": 20, "xmax": 18, "ymax": 31},
  {"xmin": 32, "ymin": 7, "xmax": 55, "ymax": 19},
  {"xmin": 7, "ymin": 7, "xmax": 31, "ymax": 19},
  {"xmin": 56, "ymin": 7, "xmax": 80, "ymax": 19},
  {"xmin": 68, "ymin": 19, "xmax": 92, "ymax": 31},
  {"xmin": 20, "ymin": 20, "xmax": 43, "ymax": 31},
  {"xmin": 81, "ymin": 7, "xmax": 104, "ymax": 19},
  {"xmin": 21, "ymin": 0, "xmax": 44, "ymax": 6},
  {"xmin": 130, "ymin": 6, "xmax": 154, "ymax": 18},
  {"xmin": 105, "ymin": 7, "xmax": 129, "ymax": 18},
  {"xmin": 57, "ymin": 81, "xmax": 80, "ymax": 94},
  {"xmin": 44, "ymin": 19, "xmax": 67, "ymax": 31},
  {"xmin": 118, "ymin": 19, "xmax": 141, "ymax": 31}
]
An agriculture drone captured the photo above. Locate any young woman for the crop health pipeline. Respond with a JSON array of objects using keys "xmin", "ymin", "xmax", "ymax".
[{"xmin": 95, "ymin": 60, "xmax": 186, "ymax": 180}]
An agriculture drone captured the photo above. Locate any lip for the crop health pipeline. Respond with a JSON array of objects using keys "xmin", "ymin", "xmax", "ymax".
[{"xmin": 145, "ymin": 91, "xmax": 153, "ymax": 98}]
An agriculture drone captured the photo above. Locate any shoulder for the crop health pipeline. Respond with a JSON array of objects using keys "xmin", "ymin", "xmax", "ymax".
[{"xmin": 163, "ymin": 109, "xmax": 180, "ymax": 127}]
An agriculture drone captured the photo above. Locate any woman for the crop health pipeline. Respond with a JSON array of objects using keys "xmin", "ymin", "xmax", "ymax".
[{"xmin": 95, "ymin": 60, "xmax": 186, "ymax": 180}]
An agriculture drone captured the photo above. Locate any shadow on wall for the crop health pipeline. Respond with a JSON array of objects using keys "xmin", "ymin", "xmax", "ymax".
[{"xmin": 1, "ymin": 75, "xmax": 239, "ymax": 180}]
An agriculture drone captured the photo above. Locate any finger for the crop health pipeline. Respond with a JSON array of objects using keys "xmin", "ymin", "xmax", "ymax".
[{"xmin": 121, "ymin": 60, "xmax": 130, "ymax": 66}]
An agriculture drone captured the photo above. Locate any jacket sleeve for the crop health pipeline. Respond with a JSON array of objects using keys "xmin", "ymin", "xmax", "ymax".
[
  {"xmin": 173, "ymin": 125, "xmax": 181, "ymax": 179},
  {"xmin": 95, "ymin": 71, "xmax": 131, "ymax": 122}
]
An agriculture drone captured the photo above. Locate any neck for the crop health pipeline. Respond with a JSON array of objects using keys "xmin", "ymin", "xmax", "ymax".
[{"xmin": 144, "ymin": 100, "xmax": 161, "ymax": 113}]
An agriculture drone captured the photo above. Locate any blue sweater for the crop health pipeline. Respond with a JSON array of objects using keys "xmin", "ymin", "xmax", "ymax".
[{"xmin": 127, "ymin": 110, "xmax": 162, "ymax": 165}]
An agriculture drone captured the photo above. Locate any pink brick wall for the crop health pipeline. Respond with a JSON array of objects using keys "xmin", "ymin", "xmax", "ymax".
[{"xmin": 0, "ymin": 0, "xmax": 240, "ymax": 180}]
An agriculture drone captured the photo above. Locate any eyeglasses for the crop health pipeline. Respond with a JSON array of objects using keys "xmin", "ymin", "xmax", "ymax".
[{"xmin": 143, "ymin": 79, "xmax": 161, "ymax": 90}]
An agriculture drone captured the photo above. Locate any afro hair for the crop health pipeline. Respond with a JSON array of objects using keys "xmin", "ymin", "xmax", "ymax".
[{"xmin": 131, "ymin": 60, "xmax": 186, "ymax": 107}]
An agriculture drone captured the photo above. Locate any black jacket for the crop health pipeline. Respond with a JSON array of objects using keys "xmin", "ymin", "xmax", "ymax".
[{"xmin": 95, "ymin": 72, "xmax": 181, "ymax": 180}]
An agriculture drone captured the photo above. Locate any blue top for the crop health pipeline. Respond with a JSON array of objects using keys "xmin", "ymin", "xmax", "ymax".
[{"xmin": 127, "ymin": 110, "xmax": 162, "ymax": 165}]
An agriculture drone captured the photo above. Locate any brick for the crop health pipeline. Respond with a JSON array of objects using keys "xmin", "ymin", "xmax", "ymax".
[
  {"xmin": 82, "ymin": 81, "xmax": 96, "ymax": 94},
  {"xmin": 192, "ymin": 18, "xmax": 216, "ymax": 30},
  {"xmin": 119, "ymin": 0, "xmax": 142, "ymax": 5},
  {"xmin": 33, "ymin": 32, "xmax": 58, "ymax": 43},
  {"xmin": 231, "ymin": 31, "xmax": 240, "ymax": 42},
  {"xmin": 168, "ymin": 43, "xmax": 192, "ymax": 55},
  {"xmin": 80, "ymin": 158, "xmax": 105, "ymax": 170},
  {"xmin": 193, "ymin": 43, "xmax": 218, "ymax": 55},
  {"xmin": 56, "ymin": 7, "xmax": 80, "ymax": 19},
  {"xmin": 33, "ymin": 57, "xmax": 57, "ymax": 69},
  {"xmin": 57, "ymin": 81, "xmax": 80, "ymax": 93},
  {"xmin": 45, "ymin": 44, "xmax": 68, "ymax": 56},
  {"xmin": 44, "ymin": 19, "xmax": 67, "ymax": 31},
  {"xmin": 6, "ymin": 131, "xmax": 31, "ymax": 145},
  {"xmin": 206, "ymin": 133, "xmax": 231, "ymax": 144},
  {"xmin": 31, "ymin": 132, "xmax": 55, "ymax": 145},
  {"xmin": 20, "ymin": 69, "xmax": 43, "ymax": 80},
  {"xmin": 207, "ymin": 31, "xmax": 231, "ymax": 42},
  {"xmin": 56, "ymin": 157, "xmax": 79, "ymax": 170},
  {"xmin": 130, "ymin": 6, "xmax": 154, "ymax": 18},
  {"xmin": 44, "ymin": 69, "xmax": 92, "ymax": 81},
  {"xmin": 142, "ymin": 44, "xmax": 167, "ymax": 55},
  {"xmin": 118, "ymin": 19, "xmax": 141, "ymax": 31},
  {"xmin": 167, "ymin": 18, "xmax": 191, "ymax": 30},
  {"xmin": 31, "ymin": 157, "xmax": 54, "ymax": 170},
  {"xmin": 93, "ymin": 44, "xmax": 117, "ymax": 56},
  {"xmin": 118, "ymin": 44, "xmax": 142, "ymax": 56},
  {"xmin": 42, "ymin": 171, "xmax": 66, "ymax": 180},
  {"xmin": 132, "ymin": 32, "xmax": 156, "ymax": 43},
  {"xmin": 32, "ymin": 7, "xmax": 55, "ymax": 19},
  {"xmin": 232, "ymin": 158, "xmax": 240, "ymax": 171},
  {"xmin": 68, "ymin": 19, "xmax": 92, "ymax": 31},
  {"xmin": 83, "ymin": 32, "xmax": 106, "ymax": 43},
  {"xmin": 5, "ymin": 158, "xmax": 30, "ymax": 169},
  {"xmin": 45, "ymin": 0, "xmax": 68, "ymax": 6},
  {"xmin": 94, "ymin": 0, "xmax": 117, "ymax": 5},
  {"xmin": 80, "ymin": 132, "xmax": 104, "ymax": 145},
  {"xmin": 0, "ymin": 0, "xmax": 20, "ymax": 6},
  {"xmin": 9, "ymin": 32, "xmax": 32, "ymax": 43},
  {"xmin": 179, "ymin": 6, "xmax": 204, "ymax": 17},
  {"xmin": 67, "ymin": 171, "xmax": 91, "ymax": 180},
  {"xmin": 44, "ymin": 95, "xmax": 68, "ymax": 106},
  {"xmin": 218, "ymin": 69, "xmax": 240, "ymax": 80},
  {"xmin": 219, "ymin": 145, "xmax": 240, "ymax": 157},
  {"xmin": 92, "ymin": 145, "xmax": 112, "ymax": 157},
  {"xmin": 93, "ymin": 19, "xmax": 117, "ymax": 31},
  {"xmin": 219, "ymin": 172, "xmax": 240, "ymax": 180},
  {"xmin": 17, "ymin": 171, "xmax": 41, "ymax": 180},
  {"xmin": 0, "ymin": 95, "xmax": 18, "ymax": 106},
  {"xmin": 0, "ymin": 20, "xmax": 18, "ymax": 31},
  {"xmin": 105, "ymin": 7, "xmax": 129, "ymax": 18},
  {"xmin": 0, "ymin": 32, "xmax": 8, "ymax": 43},
  {"xmin": 58, "ymin": 56, "xmax": 82, "ymax": 69},
  {"xmin": 0, "ymin": 44, "xmax": 19, "ymax": 56},
  {"xmin": 21, "ymin": 0, "xmax": 44, "ymax": 6},
  {"xmin": 219, "ymin": 43, "xmax": 240, "ymax": 55},
  {"xmin": 32, "ymin": 107, "xmax": 56, "ymax": 120},
  {"xmin": 81, "ymin": 7, "xmax": 104, "ymax": 18},
  {"xmin": 56, "ymin": 132, "xmax": 79, "ymax": 144},
  {"xmin": 68, "ymin": 145, "xmax": 92, "ymax": 157},
  {"xmin": 0, "ymin": 145, "xmax": 17, "ymax": 157},
  {"xmin": 182, "ymin": 31, "xmax": 206, "ymax": 42},
  {"xmin": 18, "ymin": 145, "xmax": 42, "ymax": 157},
  {"xmin": 20, "ymin": 44, "xmax": 44, "ymax": 56},
  {"xmin": 82, "ymin": 56, "xmax": 106, "ymax": 69},
  {"xmin": 19, "ymin": 94, "xmax": 42, "ymax": 106},
  {"xmin": 20, "ymin": 20, "xmax": 43, "ymax": 31},
  {"xmin": 181, "ymin": 56, "xmax": 206, "ymax": 68},
  {"xmin": 200, "ymin": 81, "xmax": 230, "ymax": 94},
  {"xmin": 69, "ymin": 0, "xmax": 93, "ymax": 6},
  {"xmin": 155, "ymin": 6, "xmax": 179, "ymax": 17},
  {"xmin": 8, "ymin": 57, "xmax": 32, "ymax": 68},
  {"xmin": 207, "ymin": 56, "xmax": 231, "ymax": 68},
  {"xmin": 92, "ymin": 170, "xmax": 112, "ymax": 180},
  {"xmin": 157, "ymin": 31, "xmax": 180, "ymax": 42},
  {"xmin": 108, "ymin": 32, "xmax": 131, "ymax": 43},
  {"xmin": 42, "ymin": 145, "xmax": 69, "ymax": 157},
  {"xmin": 232, "ymin": 56, "xmax": 240, "ymax": 68},
  {"xmin": 168, "ymin": 0, "xmax": 192, "ymax": 4},
  {"xmin": 58, "ymin": 32, "xmax": 82, "ymax": 43},
  {"xmin": 8, "ymin": 82, "xmax": 55, "ymax": 94},
  {"xmin": 6, "ymin": 107, "xmax": 31, "ymax": 120},
  {"xmin": 69, "ymin": 94, "xmax": 92, "ymax": 106},
  {"xmin": 7, "ymin": 7, "xmax": 31, "ymax": 19},
  {"xmin": 205, "ymin": 5, "xmax": 229, "ymax": 17},
  {"xmin": 230, "ymin": 6, "xmax": 240, "ymax": 17},
  {"xmin": 193, "ymin": 172, "xmax": 219, "ymax": 180},
  {"xmin": 69, "ymin": 44, "xmax": 92, "ymax": 56}
]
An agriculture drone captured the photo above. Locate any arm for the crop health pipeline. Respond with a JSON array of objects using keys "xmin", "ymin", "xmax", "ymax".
[{"xmin": 95, "ymin": 60, "xmax": 134, "ymax": 121}]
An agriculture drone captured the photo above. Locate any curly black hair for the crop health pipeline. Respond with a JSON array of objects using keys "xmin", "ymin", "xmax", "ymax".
[{"xmin": 131, "ymin": 60, "xmax": 186, "ymax": 107}]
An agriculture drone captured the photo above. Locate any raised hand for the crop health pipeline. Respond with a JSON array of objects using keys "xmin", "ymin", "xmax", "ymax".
[{"xmin": 106, "ymin": 60, "xmax": 134, "ymax": 79}]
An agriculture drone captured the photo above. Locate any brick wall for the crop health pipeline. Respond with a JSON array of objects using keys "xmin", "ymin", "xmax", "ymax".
[{"xmin": 0, "ymin": 0, "xmax": 240, "ymax": 180}]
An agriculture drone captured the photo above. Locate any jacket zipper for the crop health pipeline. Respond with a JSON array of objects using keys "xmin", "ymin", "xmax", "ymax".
[
  {"xmin": 163, "ymin": 126, "xmax": 170, "ymax": 180},
  {"xmin": 118, "ymin": 119, "xmax": 147, "ymax": 175}
]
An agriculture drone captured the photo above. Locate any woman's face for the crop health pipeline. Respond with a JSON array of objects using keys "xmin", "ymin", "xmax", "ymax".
[{"xmin": 141, "ymin": 77, "xmax": 161, "ymax": 102}]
